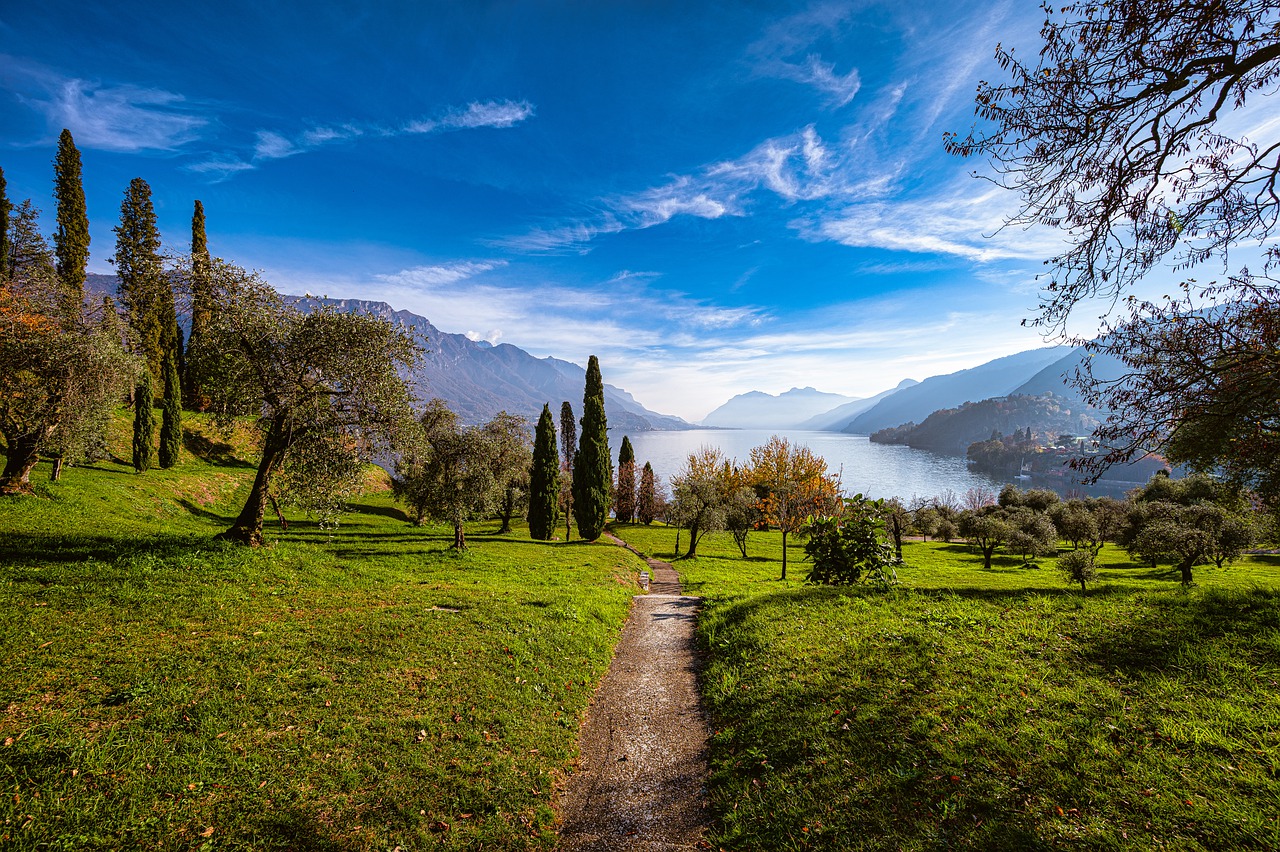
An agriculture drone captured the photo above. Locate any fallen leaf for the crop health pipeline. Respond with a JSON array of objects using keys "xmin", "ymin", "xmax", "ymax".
[{"xmin": 201, "ymin": 827, "xmax": 214, "ymax": 838}]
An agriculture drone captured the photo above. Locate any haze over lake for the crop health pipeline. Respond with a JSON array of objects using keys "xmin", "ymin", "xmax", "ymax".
[{"xmin": 611, "ymin": 429, "xmax": 1127, "ymax": 503}]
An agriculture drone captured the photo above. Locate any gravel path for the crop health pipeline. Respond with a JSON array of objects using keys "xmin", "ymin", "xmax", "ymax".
[{"xmin": 556, "ymin": 535, "xmax": 711, "ymax": 851}]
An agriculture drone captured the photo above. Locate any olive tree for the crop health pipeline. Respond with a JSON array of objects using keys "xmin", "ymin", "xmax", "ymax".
[
  {"xmin": 188, "ymin": 259, "xmax": 419, "ymax": 545},
  {"xmin": 1, "ymin": 202, "xmax": 136, "ymax": 493},
  {"xmin": 394, "ymin": 400, "xmax": 527, "ymax": 549}
]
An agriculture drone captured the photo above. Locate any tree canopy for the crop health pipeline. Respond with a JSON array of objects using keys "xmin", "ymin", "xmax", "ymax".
[
  {"xmin": 949, "ymin": 1, "xmax": 1280, "ymax": 504},
  {"xmin": 189, "ymin": 260, "xmax": 419, "ymax": 544},
  {"xmin": 749, "ymin": 435, "xmax": 841, "ymax": 579},
  {"xmin": 1, "ymin": 202, "xmax": 136, "ymax": 492}
]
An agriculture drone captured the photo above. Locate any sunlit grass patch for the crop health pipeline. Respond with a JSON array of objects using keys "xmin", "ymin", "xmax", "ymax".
[
  {"xmin": 610, "ymin": 524, "xmax": 1280, "ymax": 851},
  {"xmin": 2, "ymin": 433, "xmax": 642, "ymax": 850}
]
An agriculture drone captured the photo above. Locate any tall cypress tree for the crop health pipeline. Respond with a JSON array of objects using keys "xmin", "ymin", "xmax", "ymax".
[
  {"xmin": 0, "ymin": 166, "xmax": 11, "ymax": 279},
  {"xmin": 159, "ymin": 349, "xmax": 182, "ymax": 469},
  {"xmin": 185, "ymin": 200, "xmax": 211, "ymax": 409},
  {"xmin": 53, "ymin": 129, "xmax": 90, "ymax": 321},
  {"xmin": 638, "ymin": 462, "xmax": 658, "ymax": 524},
  {"xmin": 527, "ymin": 404, "xmax": 560, "ymax": 540},
  {"xmin": 114, "ymin": 177, "xmax": 172, "ymax": 382},
  {"xmin": 132, "ymin": 367, "xmax": 156, "ymax": 473},
  {"xmin": 572, "ymin": 355, "xmax": 611, "ymax": 541},
  {"xmin": 559, "ymin": 401, "xmax": 576, "ymax": 539},
  {"xmin": 615, "ymin": 435, "xmax": 637, "ymax": 524}
]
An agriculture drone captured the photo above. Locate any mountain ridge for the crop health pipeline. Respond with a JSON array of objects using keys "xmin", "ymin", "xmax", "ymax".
[
  {"xmin": 84, "ymin": 274, "xmax": 692, "ymax": 432},
  {"xmin": 701, "ymin": 386, "xmax": 858, "ymax": 429}
]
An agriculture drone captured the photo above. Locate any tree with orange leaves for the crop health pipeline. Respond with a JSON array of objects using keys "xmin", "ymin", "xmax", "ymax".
[
  {"xmin": 1, "ymin": 200, "xmax": 136, "ymax": 493},
  {"xmin": 749, "ymin": 435, "xmax": 841, "ymax": 580}
]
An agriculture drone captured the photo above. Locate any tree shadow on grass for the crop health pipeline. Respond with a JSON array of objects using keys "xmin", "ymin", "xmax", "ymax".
[
  {"xmin": 344, "ymin": 501, "xmax": 413, "ymax": 523},
  {"xmin": 0, "ymin": 531, "xmax": 202, "ymax": 567},
  {"xmin": 182, "ymin": 429, "xmax": 254, "ymax": 468},
  {"xmin": 251, "ymin": 809, "xmax": 346, "ymax": 852},
  {"xmin": 701, "ymin": 583, "xmax": 1280, "ymax": 851},
  {"xmin": 175, "ymin": 498, "xmax": 235, "ymax": 524}
]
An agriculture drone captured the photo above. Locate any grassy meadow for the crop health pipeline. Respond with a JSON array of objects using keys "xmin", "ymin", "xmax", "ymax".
[
  {"xmin": 610, "ymin": 522, "xmax": 1280, "ymax": 850},
  {"xmin": 1, "ymin": 416, "xmax": 641, "ymax": 851},
  {"xmin": 5, "ymin": 413, "xmax": 1280, "ymax": 851}
]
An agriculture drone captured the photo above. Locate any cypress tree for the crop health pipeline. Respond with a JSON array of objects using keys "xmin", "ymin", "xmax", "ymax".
[
  {"xmin": 159, "ymin": 349, "xmax": 182, "ymax": 469},
  {"xmin": 114, "ymin": 177, "xmax": 171, "ymax": 381},
  {"xmin": 132, "ymin": 367, "xmax": 156, "ymax": 473},
  {"xmin": 638, "ymin": 462, "xmax": 658, "ymax": 524},
  {"xmin": 527, "ymin": 404, "xmax": 560, "ymax": 540},
  {"xmin": 559, "ymin": 401, "xmax": 576, "ymax": 539},
  {"xmin": 53, "ymin": 129, "xmax": 90, "ymax": 320},
  {"xmin": 185, "ymin": 200, "xmax": 211, "ymax": 409},
  {"xmin": 0, "ymin": 166, "xmax": 11, "ymax": 279},
  {"xmin": 572, "ymin": 355, "xmax": 611, "ymax": 540},
  {"xmin": 615, "ymin": 435, "xmax": 637, "ymax": 523}
]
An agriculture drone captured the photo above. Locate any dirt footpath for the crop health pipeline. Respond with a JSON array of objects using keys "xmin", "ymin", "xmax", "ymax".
[{"xmin": 556, "ymin": 539, "xmax": 711, "ymax": 851}]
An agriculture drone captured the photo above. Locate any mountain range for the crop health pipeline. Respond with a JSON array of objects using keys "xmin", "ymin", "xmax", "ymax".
[
  {"xmin": 701, "ymin": 386, "xmax": 858, "ymax": 429},
  {"xmin": 85, "ymin": 275, "xmax": 692, "ymax": 432}
]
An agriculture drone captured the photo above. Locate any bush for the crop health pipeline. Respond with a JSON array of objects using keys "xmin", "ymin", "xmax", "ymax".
[{"xmin": 802, "ymin": 495, "xmax": 898, "ymax": 585}]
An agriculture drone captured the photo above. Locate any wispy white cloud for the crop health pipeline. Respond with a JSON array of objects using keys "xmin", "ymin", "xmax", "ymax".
[
  {"xmin": 191, "ymin": 99, "xmax": 535, "ymax": 178},
  {"xmin": 253, "ymin": 130, "xmax": 300, "ymax": 161},
  {"xmin": 375, "ymin": 260, "xmax": 509, "ymax": 287},
  {"xmin": 811, "ymin": 184, "xmax": 1068, "ymax": 262},
  {"xmin": 441, "ymin": 99, "xmax": 535, "ymax": 130},
  {"xmin": 774, "ymin": 55, "xmax": 861, "ymax": 107},
  {"xmin": 1, "ymin": 55, "xmax": 207, "ymax": 152}
]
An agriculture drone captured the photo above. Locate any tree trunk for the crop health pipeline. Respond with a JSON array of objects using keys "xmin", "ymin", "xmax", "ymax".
[
  {"xmin": 781, "ymin": 530, "xmax": 788, "ymax": 579},
  {"xmin": 216, "ymin": 420, "xmax": 288, "ymax": 546},
  {"xmin": 1080, "ymin": 577, "xmax": 1087, "ymax": 593},
  {"xmin": 982, "ymin": 544, "xmax": 995, "ymax": 570},
  {"xmin": 50, "ymin": 456, "xmax": 64, "ymax": 482},
  {"xmin": 685, "ymin": 522, "xmax": 700, "ymax": 558},
  {"xmin": 0, "ymin": 433, "xmax": 42, "ymax": 495},
  {"xmin": 268, "ymin": 493, "xmax": 289, "ymax": 530},
  {"xmin": 498, "ymin": 485, "xmax": 515, "ymax": 534},
  {"xmin": 454, "ymin": 522, "xmax": 466, "ymax": 550},
  {"xmin": 1179, "ymin": 558, "xmax": 1194, "ymax": 586}
]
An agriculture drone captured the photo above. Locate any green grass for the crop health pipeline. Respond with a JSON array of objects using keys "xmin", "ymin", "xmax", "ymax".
[
  {"xmin": 2, "ymin": 419, "xmax": 643, "ymax": 851},
  {"xmin": 611, "ymin": 522, "xmax": 1280, "ymax": 850}
]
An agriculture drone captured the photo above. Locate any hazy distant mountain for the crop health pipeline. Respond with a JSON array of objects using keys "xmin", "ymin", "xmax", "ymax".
[
  {"xmin": 798, "ymin": 379, "xmax": 918, "ymax": 430},
  {"xmin": 840, "ymin": 347, "xmax": 1074, "ymax": 434},
  {"xmin": 701, "ymin": 386, "xmax": 858, "ymax": 429},
  {"xmin": 85, "ymin": 275, "xmax": 691, "ymax": 431},
  {"xmin": 1010, "ymin": 345, "xmax": 1128, "ymax": 400}
]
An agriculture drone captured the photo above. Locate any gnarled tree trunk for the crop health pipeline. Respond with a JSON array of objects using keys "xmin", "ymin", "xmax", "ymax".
[
  {"xmin": 1, "ymin": 432, "xmax": 43, "ymax": 495},
  {"xmin": 216, "ymin": 419, "xmax": 289, "ymax": 546}
]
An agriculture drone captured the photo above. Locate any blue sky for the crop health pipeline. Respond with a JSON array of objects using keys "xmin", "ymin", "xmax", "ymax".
[{"xmin": 2, "ymin": 0, "xmax": 1081, "ymax": 421}]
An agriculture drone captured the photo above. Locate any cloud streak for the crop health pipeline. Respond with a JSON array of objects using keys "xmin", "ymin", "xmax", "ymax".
[
  {"xmin": 1, "ymin": 55, "xmax": 207, "ymax": 152},
  {"xmin": 192, "ymin": 99, "xmax": 535, "ymax": 177}
]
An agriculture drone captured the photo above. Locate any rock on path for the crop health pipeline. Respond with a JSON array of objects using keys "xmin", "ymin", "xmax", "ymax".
[{"xmin": 556, "ymin": 537, "xmax": 710, "ymax": 851}]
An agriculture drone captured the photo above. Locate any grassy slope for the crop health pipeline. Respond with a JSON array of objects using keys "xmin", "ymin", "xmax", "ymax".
[
  {"xmin": 1, "ymin": 416, "xmax": 642, "ymax": 851},
  {"xmin": 611, "ymin": 522, "xmax": 1280, "ymax": 851}
]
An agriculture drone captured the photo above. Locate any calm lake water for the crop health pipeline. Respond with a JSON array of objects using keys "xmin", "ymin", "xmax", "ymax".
[{"xmin": 608, "ymin": 428, "xmax": 1119, "ymax": 503}]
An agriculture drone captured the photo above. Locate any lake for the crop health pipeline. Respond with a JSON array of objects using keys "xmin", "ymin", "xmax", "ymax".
[{"xmin": 608, "ymin": 428, "xmax": 1124, "ymax": 503}]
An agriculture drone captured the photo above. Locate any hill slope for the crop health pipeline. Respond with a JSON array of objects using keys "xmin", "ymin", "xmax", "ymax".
[
  {"xmin": 840, "ymin": 347, "xmax": 1073, "ymax": 434},
  {"xmin": 799, "ymin": 379, "xmax": 918, "ymax": 430}
]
